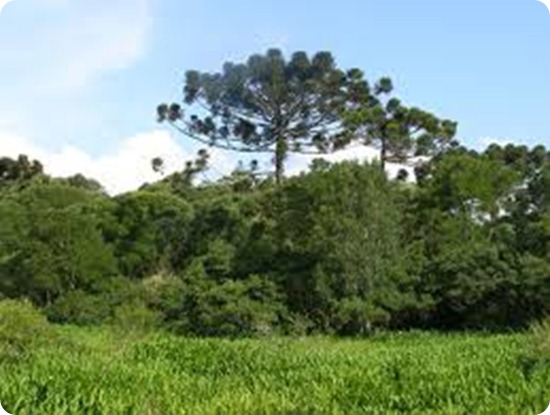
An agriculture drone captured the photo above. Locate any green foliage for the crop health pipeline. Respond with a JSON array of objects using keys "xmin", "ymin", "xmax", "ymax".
[
  {"xmin": 1, "ymin": 329, "xmax": 548, "ymax": 414},
  {"xmin": 401, "ymin": 145, "xmax": 550, "ymax": 330},
  {"xmin": 272, "ymin": 162, "xmax": 413, "ymax": 333},
  {"xmin": 60, "ymin": 174, "xmax": 105, "ymax": 193},
  {"xmin": 46, "ymin": 277, "xmax": 149, "ymax": 326},
  {"xmin": 141, "ymin": 273, "xmax": 187, "ymax": 318},
  {"xmin": 421, "ymin": 242, "xmax": 518, "ymax": 329},
  {"xmin": 519, "ymin": 318, "xmax": 550, "ymax": 386},
  {"xmin": 0, "ymin": 140, "xmax": 549, "ymax": 412},
  {"xmin": 417, "ymin": 148, "xmax": 519, "ymax": 219},
  {"xmin": 110, "ymin": 302, "xmax": 161, "ymax": 334},
  {"xmin": 46, "ymin": 290, "xmax": 111, "ymax": 326},
  {"xmin": 531, "ymin": 317, "xmax": 550, "ymax": 362},
  {"xmin": 1, "ymin": 49, "xmax": 549, "ymax": 413},
  {"xmin": 0, "ymin": 299, "xmax": 55, "ymax": 362},
  {"xmin": 181, "ymin": 273, "xmax": 285, "ymax": 337},
  {"xmin": 108, "ymin": 190, "xmax": 194, "ymax": 278},
  {"xmin": 0, "ymin": 181, "xmax": 117, "ymax": 305},
  {"xmin": 343, "ymin": 78, "xmax": 457, "ymax": 171},
  {"xmin": 158, "ymin": 49, "xmax": 374, "ymax": 182},
  {"xmin": 0, "ymin": 154, "xmax": 43, "ymax": 188},
  {"xmin": 0, "ymin": 143, "xmax": 548, "ymax": 335}
]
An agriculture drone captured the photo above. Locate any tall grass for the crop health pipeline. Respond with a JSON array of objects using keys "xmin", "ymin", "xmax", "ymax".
[
  {"xmin": 1, "ymin": 326, "xmax": 548, "ymax": 414},
  {"xmin": 531, "ymin": 317, "xmax": 550, "ymax": 361}
]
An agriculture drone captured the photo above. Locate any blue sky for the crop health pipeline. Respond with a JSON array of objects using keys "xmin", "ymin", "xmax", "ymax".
[{"xmin": 0, "ymin": 0, "xmax": 549, "ymax": 193}]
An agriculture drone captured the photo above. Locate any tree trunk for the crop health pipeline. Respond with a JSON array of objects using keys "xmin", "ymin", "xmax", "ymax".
[
  {"xmin": 380, "ymin": 137, "xmax": 387, "ymax": 173},
  {"xmin": 275, "ymin": 137, "xmax": 285, "ymax": 185}
]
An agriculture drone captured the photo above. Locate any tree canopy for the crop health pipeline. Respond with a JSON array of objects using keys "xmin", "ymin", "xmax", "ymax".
[
  {"xmin": 158, "ymin": 49, "xmax": 458, "ymax": 182},
  {"xmin": 343, "ymin": 78, "xmax": 458, "ymax": 171},
  {"xmin": 0, "ymin": 141, "xmax": 547, "ymax": 335},
  {"xmin": 157, "ymin": 48, "xmax": 375, "ymax": 183}
]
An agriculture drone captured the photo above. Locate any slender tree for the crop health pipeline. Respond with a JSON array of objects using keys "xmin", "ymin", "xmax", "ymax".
[
  {"xmin": 157, "ymin": 49, "xmax": 372, "ymax": 184},
  {"xmin": 343, "ymin": 78, "xmax": 458, "ymax": 172}
]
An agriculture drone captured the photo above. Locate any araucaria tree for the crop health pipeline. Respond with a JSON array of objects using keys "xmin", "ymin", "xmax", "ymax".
[
  {"xmin": 157, "ymin": 49, "xmax": 372, "ymax": 183},
  {"xmin": 343, "ymin": 78, "xmax": 459, "ymax": 172}
]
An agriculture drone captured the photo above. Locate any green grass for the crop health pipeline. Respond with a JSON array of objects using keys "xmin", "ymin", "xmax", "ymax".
[{"xmin": 1, "ymin": 328, "xmax": 548, "ymax": 414}]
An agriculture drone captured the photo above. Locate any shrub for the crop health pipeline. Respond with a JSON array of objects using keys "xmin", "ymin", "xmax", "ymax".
[
  {"xmin": 279, "ymin": 312, "xmax": 315, "ymax": 337},
  {"xmin": 47, "ymin": 278, "xmax": 148, "ymax": 326},
  {"xmin": 142, "ymin": 273, "xmax": 187, "ymax": 319},
  {"xmin": 46, "ymin": 290, "xmax": 111, "ymax": 325},
  {"xmin": 110, "ymin": 302, "xmax": 161, "ymax": 334},
  {"xmin": 531, "ymin": 317, "xmax": 550, "ymax": 362},
  {"xmin": 0, "ymin": 299, "xmax": 55, "ymax": 361},
  {"xmin": 189, "ymin": 274, "xmax": 285, "ymax": 337}
]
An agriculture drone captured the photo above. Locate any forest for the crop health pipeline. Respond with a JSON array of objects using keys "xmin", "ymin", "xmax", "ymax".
[
  {"xmin": 0, "ymin": 50, "xmax": 549, "ymax": 337},
  {"xmin": 0, "ymin": 140, "xmax": 548, "ymax": 337},
  {"xmin": 0, "ymin": 49, "xmax": 549, "ymax": 414}
]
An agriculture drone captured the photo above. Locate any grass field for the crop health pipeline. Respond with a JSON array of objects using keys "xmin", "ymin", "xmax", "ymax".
[{"xmin": 1, "ymin": 328, "xmax": 548, "ymax": 414}]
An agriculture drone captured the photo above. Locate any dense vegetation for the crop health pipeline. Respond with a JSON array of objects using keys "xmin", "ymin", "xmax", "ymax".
[
  {"xmin": 1, "ymin": 301, "xmax": 549, "ymax": 414},
  {"xmin": 0, "ymin": 48, "xmax": 548, "ymax": 413},
  {"xmin": 0, "ymin": 142, "xmax": 548, "ymax": 336},
  {"xmin": 2, "ymin": 50, "xmax": 547, "ymax": 336}
]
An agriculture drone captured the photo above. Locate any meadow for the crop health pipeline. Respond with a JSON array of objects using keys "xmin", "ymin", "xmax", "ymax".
[{"xmin": 1, "ymin": 327, "xmax": 549, "ymax": 415}]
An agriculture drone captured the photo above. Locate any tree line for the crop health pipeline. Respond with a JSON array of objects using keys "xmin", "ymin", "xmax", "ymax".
[{"xmin": 0, "ymin": 49, "xmax": 548, "ymax": 336}]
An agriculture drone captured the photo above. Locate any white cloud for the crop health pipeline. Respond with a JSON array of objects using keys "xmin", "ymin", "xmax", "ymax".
[
  {"xmin": 0, "ymin": 0, "xmax": 14, "ymax": 14},
  {"xmin": 0, "ymin": 131, "xmax": 414, "ymax": 195},
  {"xmin": 0, "ymin": 130, "xmax": 237, "ymax": 195}
]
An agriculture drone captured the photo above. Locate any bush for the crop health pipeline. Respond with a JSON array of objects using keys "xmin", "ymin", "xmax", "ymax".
[
  {"xmin": 279, "ymin": 312, "xmax": 315, "ymax": 337},
  {"xmin": 0, "ymin": 299, "xmax": 55, "ymax": 361},
  {"xmin": 142, "ymin": 273, "xmax": 187, "ymax": 319},
  {"xmin": 46, "ymin": 278, "xmax": 147, "ymax": 326},
  {"xmin": 517, "ymin": 317, "xmax": 550, "ymax": 382},
  {"xmin": 185, "ymin": 274, "xmax": 286, "ymax": 337},
  {"xmin": 531, "ymin": 317, "xmax": 550, "ymax": 362},
  {"xmin": 110, "ymin": 302, "xmax": 161, "ymax": 334},
  {"xmin": 46, "ymin": 290, "xmax": 111, "ymax": 325}
]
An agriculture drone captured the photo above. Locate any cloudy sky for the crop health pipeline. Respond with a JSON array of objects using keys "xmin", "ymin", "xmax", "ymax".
[{"xmin": 0, "ymin": 0, "xmax": 549, "ymax": 193}]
